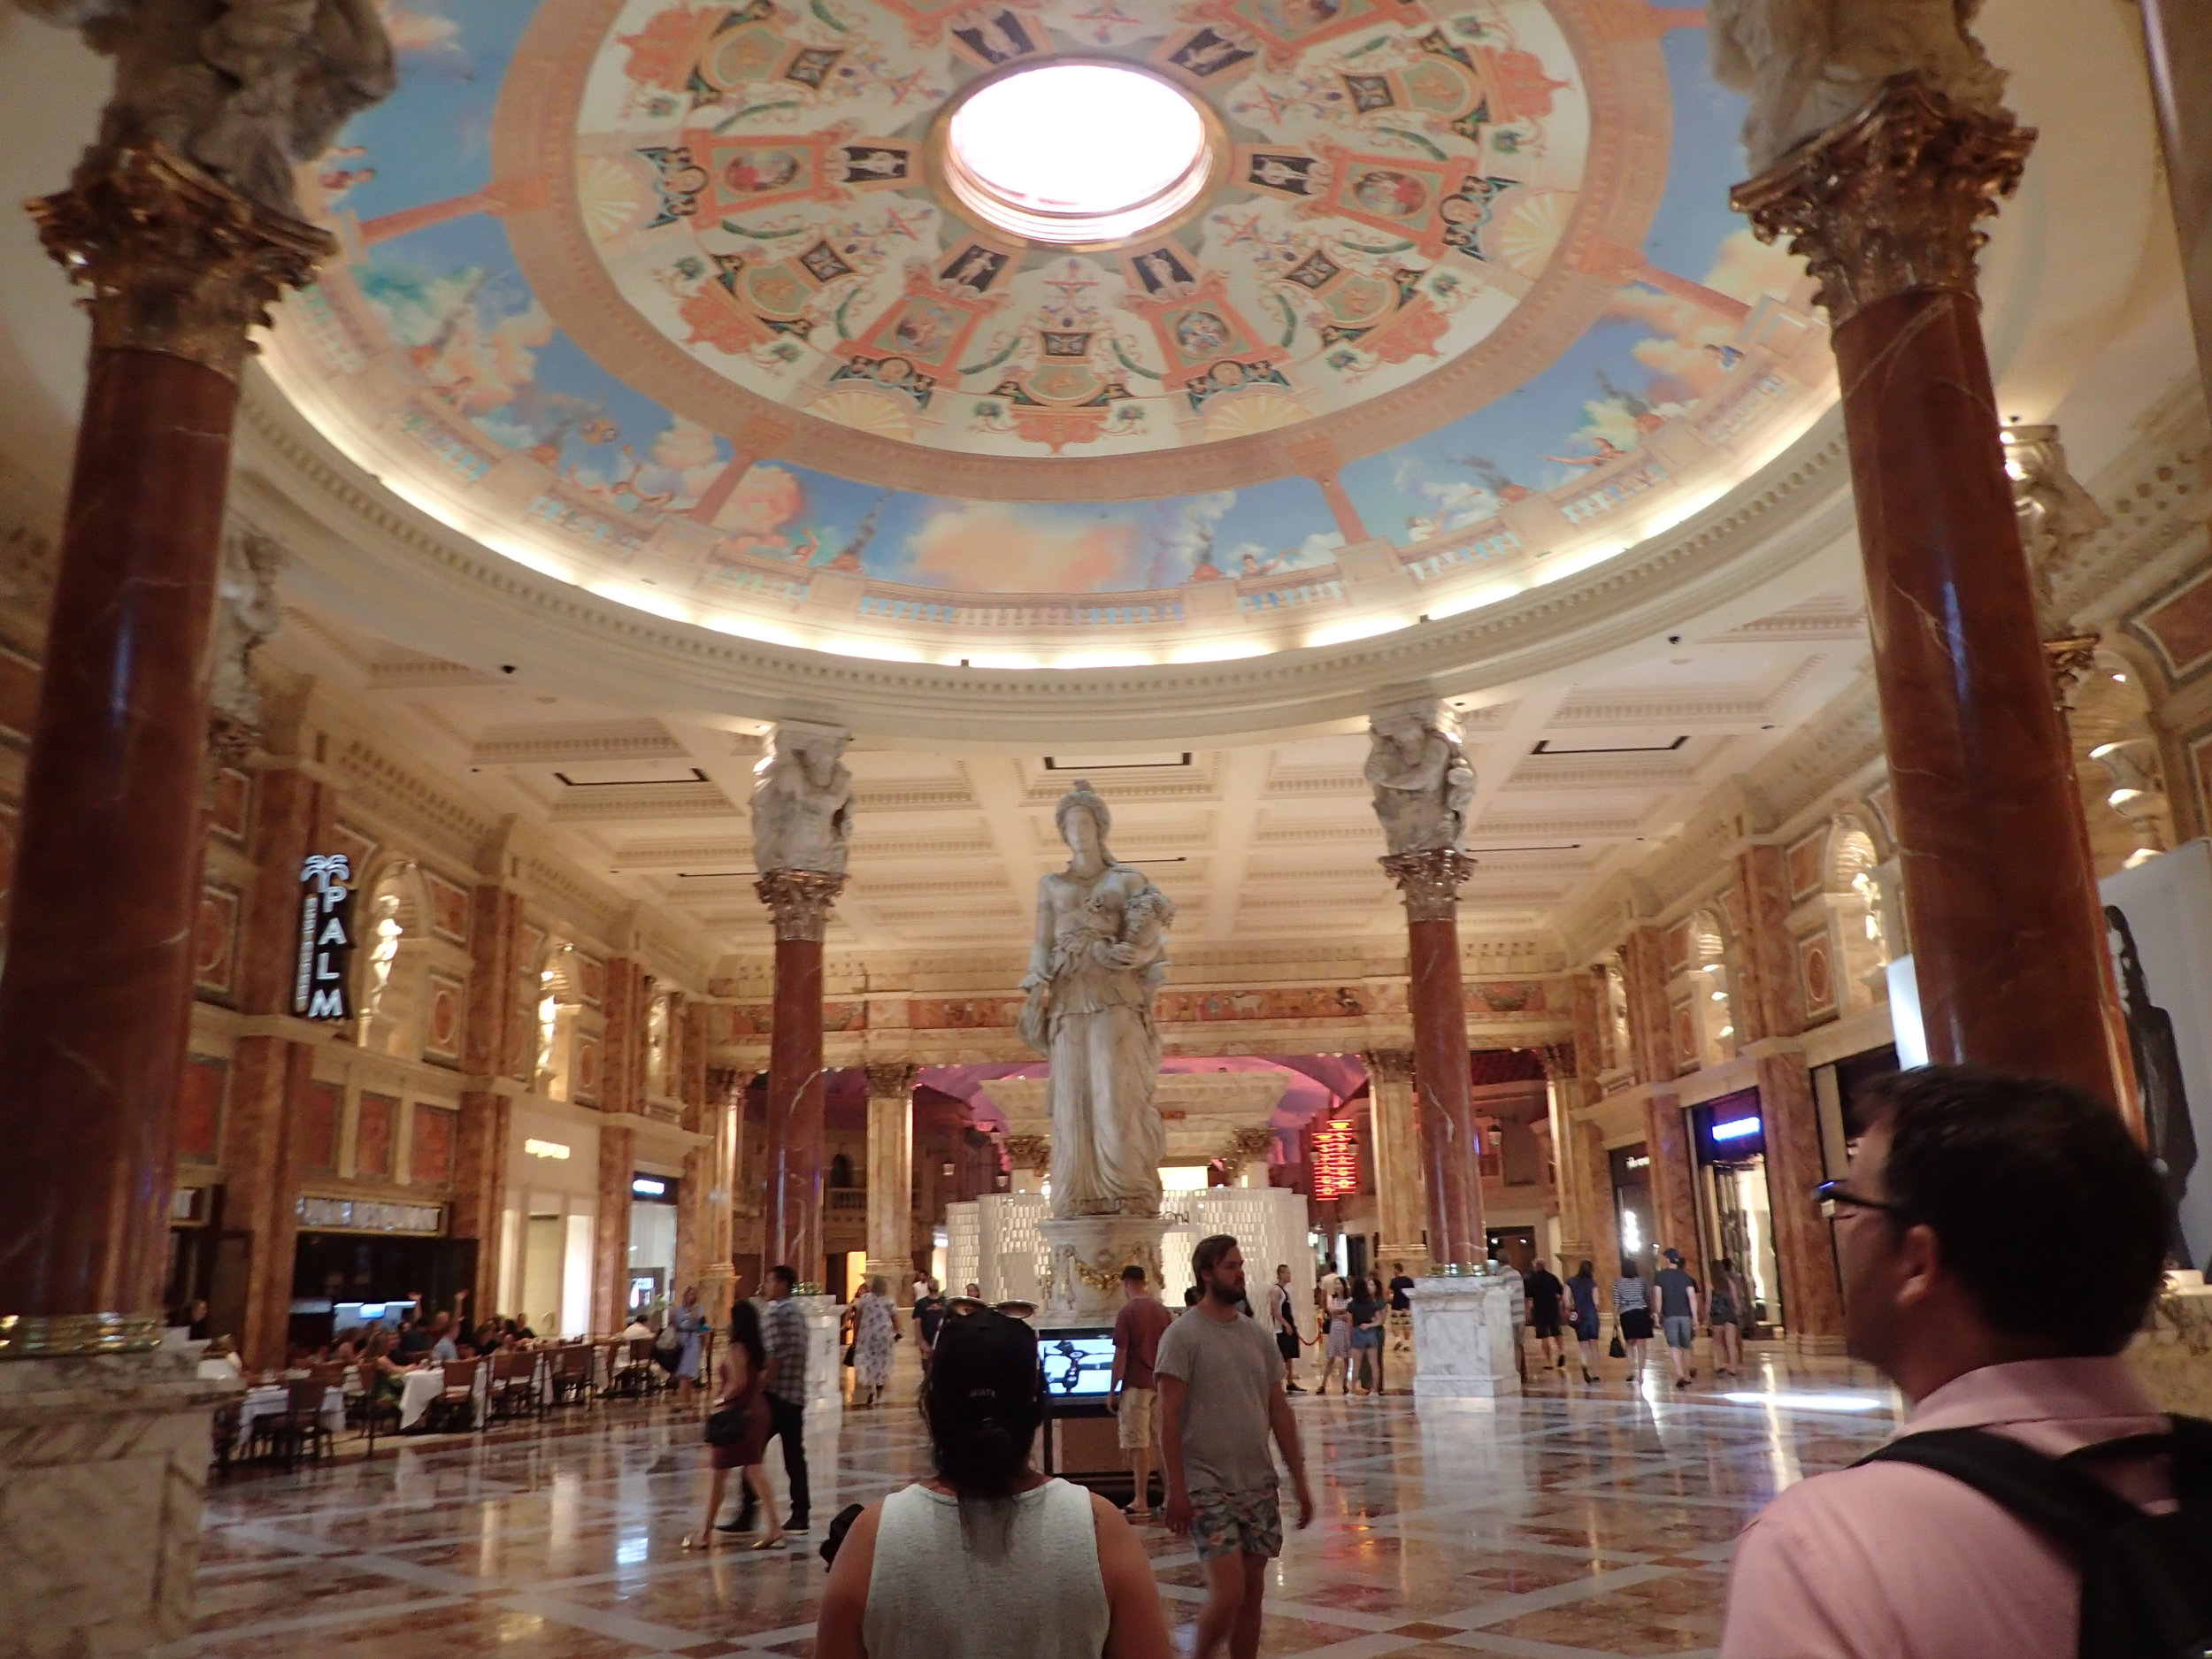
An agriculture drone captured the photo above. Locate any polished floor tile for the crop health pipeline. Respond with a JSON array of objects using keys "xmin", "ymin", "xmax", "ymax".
[{"xmin": 163, "ymin": 1349, "xmax": 1899, "ymax": 1658}]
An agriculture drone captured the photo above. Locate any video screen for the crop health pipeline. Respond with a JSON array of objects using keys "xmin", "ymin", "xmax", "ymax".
[{"xmin": 1038, "ymin": 1331, "xmax": 1116, "ymax": 1398}]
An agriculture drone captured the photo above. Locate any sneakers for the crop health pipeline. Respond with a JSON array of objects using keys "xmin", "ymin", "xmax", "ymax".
[
  {"xmin": 786, "ymin": 1518, "xmax": 811, "ymax": 1534},
  {"xmin": 713, "ymin": 1518, "xmax": 752, "ymax": 1535},
  {"xmin": 1285, "ymin": 1383, "xmax": 1306, "ymax": 1394}
]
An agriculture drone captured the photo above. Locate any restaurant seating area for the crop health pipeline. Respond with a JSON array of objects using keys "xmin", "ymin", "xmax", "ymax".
[{"xmin": 206, "ymin": 1331, "xmax": 714, "ymax": 1478}]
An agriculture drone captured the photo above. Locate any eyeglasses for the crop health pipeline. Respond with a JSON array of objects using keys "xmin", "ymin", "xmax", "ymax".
[{"xmin": 1815, "ymin": 1179, "xmax": 1906, "ymax": 1221}]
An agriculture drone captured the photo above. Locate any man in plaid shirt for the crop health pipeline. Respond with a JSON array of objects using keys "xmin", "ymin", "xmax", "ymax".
[{"xmin": 729, "ymin": 1264, "xmax": 812, "ymax": 1534}]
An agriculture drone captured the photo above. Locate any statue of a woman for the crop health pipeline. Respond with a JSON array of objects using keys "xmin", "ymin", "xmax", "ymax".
[{"xmin": 1018, "ymin": 781, "xmax": 1174, "ymax": 1217}]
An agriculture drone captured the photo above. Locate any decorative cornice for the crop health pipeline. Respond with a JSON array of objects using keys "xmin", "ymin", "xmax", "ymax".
[
  {"xmin": 1730, "ymin": 78, "xmax": 2032, "ymax": 326},
  {"xmin": 755, "ymin": 869, "xmax": 844, "ymax": 941},
  {"xmin": 32, "ymin": 142, "xmax": 333, "ymax": 380},
  {"xmin": 1380, "ymin": 849, "xmax": 1476, "ymax": 922}
]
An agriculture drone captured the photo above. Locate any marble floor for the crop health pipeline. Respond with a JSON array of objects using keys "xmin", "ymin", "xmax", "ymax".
[{"xmin": 165, "ymin": 1348, "xmax": 1901, "ymax": 1659}]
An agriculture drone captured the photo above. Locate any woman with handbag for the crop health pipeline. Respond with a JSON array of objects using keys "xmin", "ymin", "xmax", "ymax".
[
  {"xmin": 1565, "ymin": 1260, "xmax": 1602, "ymax": 1384},
  {"xmin": 1610, "ymin": 1258, "xmax": 1653, "ymax": 1387},
  {"xmin": 684, "ymin": 1300, "xmax": 782, "ymax": 1551},
  {"xmin": 668, "ymin": 1285, "xmax": 709, "ymax": 1403}
]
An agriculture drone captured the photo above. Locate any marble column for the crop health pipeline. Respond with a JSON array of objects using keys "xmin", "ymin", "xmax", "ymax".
[
  {"xmin": 756, "ymin": 872, "xmax": 841, "ymax": 1286},
  {"xmin": 1732, "ymin": 79, "xmax": 2123, "ymax": 1105},
  {"xmin": 456, "ymin": 881, "xmax": 528, "ymax": 1312},
  {"xmin": 0, "ymin": 149, "xmax": 329, "ymax": 1357},
  {"xmin": 1383, "ymin": 850, "xmax": 1484, "ymax": 1268},
  {"xmin": 1728, "ymin": 845, "xmax": 1843, "ymax": 1343},
  {"xmin": 2139, "ymin": 0, "xmax": 2212, "ymax": 405},
  {"xmin": 220, "ymin": 757, "xmax": 342, "ymax": 1369},
  {"xmin": 1535, "ymin": 1042, "xmax": 1593, "ymax": 1272},
  {"xmin": 0, "ymin": 0, "xmax": 390, "ymax": 1628},
  {"xmin": 1362, "ymin": 1048, "xmax": 1430, "ymax": 1275},
  {"xmin": 594, "ymin": 1122, "xmax": 635, "ymax": 1333},
  {"xmin": 1224, "ymin": 1126, "xmax": 1279, "ymax": 1189},
  {"xmin": 864, "ymin": 1062, "xmax": 918, "ymax": 1283}
]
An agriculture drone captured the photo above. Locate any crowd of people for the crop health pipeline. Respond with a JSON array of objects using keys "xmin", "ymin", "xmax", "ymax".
[{"xmin": 772, "ymin": 1065, "xmax": 2208, "ymax": 1659}]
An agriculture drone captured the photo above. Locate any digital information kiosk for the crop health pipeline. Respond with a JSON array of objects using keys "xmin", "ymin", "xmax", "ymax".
[{"xmin": 1034, "ymin": 1327, "xmax": 1151, "ymax": 1504}]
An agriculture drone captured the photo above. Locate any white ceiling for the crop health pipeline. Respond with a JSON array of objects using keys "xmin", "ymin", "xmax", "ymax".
[{"xmin": 273, "ymin": 580, "xmax": 1871, "ymax": 959}]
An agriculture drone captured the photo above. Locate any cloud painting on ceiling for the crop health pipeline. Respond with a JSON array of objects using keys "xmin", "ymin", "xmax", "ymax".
[{"xmin": 271, "ymin": 0, "xmax": 1829, "ymax": 620}]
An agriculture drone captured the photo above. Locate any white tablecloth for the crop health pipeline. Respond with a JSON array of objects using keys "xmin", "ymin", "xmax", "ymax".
[
  {"xmin": 234, "ymin": 1385, "xmax": 342, "ymax": 1450},
  {"xmin": 396, "ymin": 1369, "xmax": 449, "ymax": 1429}
]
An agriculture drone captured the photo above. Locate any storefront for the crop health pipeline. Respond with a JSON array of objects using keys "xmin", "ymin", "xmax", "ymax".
[
  {"xmin": 627, "ymin": 1168, "xmax": 680, "ymax": 1319},
  {"xmin": 501, "ymin": 1105, "xmax": 601, "ymax": 1338},
  {"xmin": 1608, "ymin": 1143, "xmax": 1655, "ymax": 1271},
  {"xmin": 289, "ymin": 1194, "xmax": 472, "ymax": 1351},
  {"xmin": 1686, "ymin": 1089, "xmax": 1783, "ymax": 1336}
]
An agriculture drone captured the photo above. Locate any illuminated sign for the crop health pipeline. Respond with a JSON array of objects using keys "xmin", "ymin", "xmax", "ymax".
[
  {"xmin": 1711, "ymin": 1116, "xmax": 1762, "ymax": 1141},
  {"xmin": 632, "ymin": 1176, "xmax": 665, "ymax": 1196},
  {"xmin": 292, "ymin": 854, "xmax": 357, "ymax": 1020},
  {"xmin": 1311, "ymin": 1118, "xmax": 1359, "ymax": 1201},
  {"xmin": 524, "ymin": 1139, "xmax": 572, "ymax": 1160},
  {"xmin": 1624, "ymin": 1155, "xmax": 1650, "ymax": 1171}
]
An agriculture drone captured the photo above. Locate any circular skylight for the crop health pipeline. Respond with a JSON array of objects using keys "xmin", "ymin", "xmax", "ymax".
[{"xmin": 945, "ymin": 63, "xmax": 1212, "ymax": 246}]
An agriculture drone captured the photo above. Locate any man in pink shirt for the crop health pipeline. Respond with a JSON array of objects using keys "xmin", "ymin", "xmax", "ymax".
[{"xmin": 1720, "ymin": 1065, "xmax": 2176, "ymax": 1659}]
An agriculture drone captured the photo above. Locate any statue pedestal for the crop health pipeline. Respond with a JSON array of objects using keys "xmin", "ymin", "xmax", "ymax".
[
  {"xmin": 1037, "ymin": 1217, "xmax": 1172, "ymax": 1328},
  {"xmin": 796, "ymin": 1294, "xmax": 845, "ymax": 1417},
  {"xmin": 1406, "ymin": 1274, "xmax": 1520, "ymax": 1400}
]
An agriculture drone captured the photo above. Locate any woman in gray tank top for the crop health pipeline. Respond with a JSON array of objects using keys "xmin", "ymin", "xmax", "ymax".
[{"xmin": 814, "ymin": 1306, "xmax": 1171, "ymax": 1659}]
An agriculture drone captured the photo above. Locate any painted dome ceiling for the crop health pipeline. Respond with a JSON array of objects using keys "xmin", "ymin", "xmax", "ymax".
[{"xmin": 268, "ymin": 0, "xmax": 1832, "ymax": 663}]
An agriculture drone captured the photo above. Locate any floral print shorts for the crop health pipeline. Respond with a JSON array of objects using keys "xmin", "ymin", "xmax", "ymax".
[{"xmin": 1189, "ymin": 1483, "xmax": 1282, "ymax": 1561}]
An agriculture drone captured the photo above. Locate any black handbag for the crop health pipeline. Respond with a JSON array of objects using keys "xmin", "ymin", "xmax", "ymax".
[
  {"xmin": 704, "ymin": 1402, "xmax": 747, "ymax": 1446},
  {"xmin": 1608, "ymin": 1331, "xmax": 1626, "ymax": 1360}
]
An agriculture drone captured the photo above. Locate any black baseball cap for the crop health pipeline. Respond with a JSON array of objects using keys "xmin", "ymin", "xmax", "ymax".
[{"xmin": 929, "ymin": 1304, "xmax": 1041, "ymax": 1416}]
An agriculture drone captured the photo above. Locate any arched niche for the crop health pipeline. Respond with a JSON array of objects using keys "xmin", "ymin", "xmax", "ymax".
[{"xmin": 357, "ymin": 859, "xmax": 431, "ymax": 1058}]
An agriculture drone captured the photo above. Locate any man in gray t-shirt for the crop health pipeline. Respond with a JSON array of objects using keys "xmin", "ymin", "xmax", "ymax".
[{"xmin": 1157, "ymin": 1235, "xmax": 1313, "ymax": 1659}]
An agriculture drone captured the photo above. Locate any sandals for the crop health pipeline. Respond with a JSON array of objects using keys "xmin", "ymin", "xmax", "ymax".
[{"xmin": 752, "ymin": 1533, "xmax": 787, "ymax": 1550}]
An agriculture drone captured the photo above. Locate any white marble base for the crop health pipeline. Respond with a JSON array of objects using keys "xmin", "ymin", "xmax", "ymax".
[
  {"xmin": 1406, "ymin": 1275, "xmax": 1521, "ymax": 1400},
  {"xmin": 1036, "ymin": 1216, "xmax": 1171, "ymax": 1328},
  {"xmin": 0, "ymin": 1347, "xmax": 239, "ymax": 1654},
  {"xmin": 2131, "ymin": 1285, "xmax": 2212, "ymax": 1416},
  {"xmin": 795, "ymin": 1294, "xmax": 845, "ymax": 1415}
]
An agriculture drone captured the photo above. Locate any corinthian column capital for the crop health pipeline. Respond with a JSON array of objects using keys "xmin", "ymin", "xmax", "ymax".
[
  {"xmin": 1379, "ymin": 849, "xmax": 1474, "ymax": 923},
  {"xmin": 31, "ymin": 142, "xmax": 334, "ymax": 380},
  {"xmin": 754, "ymin": 869, "xmax": 844, "ymax": 941},
  {"xmin": 863, "ymin": 1061, "xmax": 918, "ymax": 1098},
  {"xmin": 1729, "ymin": 77, "xmax": 2034, "ymax": 327},
  {"xmin": 1361, "ymin": 1048, "xmax": 1417, "ymax": 1086}
]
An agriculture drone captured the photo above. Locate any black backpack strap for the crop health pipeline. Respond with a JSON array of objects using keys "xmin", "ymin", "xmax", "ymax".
[{"xmin": 1854, "ymin": 1427, "xmax": 2145, "ymax": 1549}]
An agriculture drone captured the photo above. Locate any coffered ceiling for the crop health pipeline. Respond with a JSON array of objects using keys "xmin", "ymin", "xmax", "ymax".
[{"xmin": 274, "ymin": 576, "xmax": 1869, "ymax": 960}]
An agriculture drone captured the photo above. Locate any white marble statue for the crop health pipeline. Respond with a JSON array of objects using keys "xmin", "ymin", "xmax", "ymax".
[
  {"xmin": 1366, "ymin": 703, "xmax": 1476, "ymax": 856},
  {"xmin": 749, "ymin": 721, "xmax": 854, "ymax": 875},
  {"xmin": 23, "ymin": 0, "xmax": 396, "ymax": 220},
  {"xmin": 1018, "ymin": 780, "xmax": 1175, "ymax": 1218},
  {"xmin": 207, "ymin": 526, "xmax": 285, "ymax": 752},
  {"xmin": 1709, "ymin": 0, "xmax": 2008, "ymax": 172}
]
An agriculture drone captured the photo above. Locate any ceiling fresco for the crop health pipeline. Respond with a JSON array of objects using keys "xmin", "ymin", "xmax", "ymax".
[{"xmin": 266, "ymin": 0, "xmax": 1832, "ymax": 650}]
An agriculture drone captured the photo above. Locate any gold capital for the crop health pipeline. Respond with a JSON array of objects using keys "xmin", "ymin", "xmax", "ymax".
[
  {"xmin": 1729, "ymin": 76, "xmax": 2033, "ymax": 327},
  {"xmin": 1002, "ymin": 1134, "xmax": 1051, "ymax": 1171},
  {"xmin": 31, "ymin": 142, "xmax": 334, "ymax": 381},
  {"xmin": 754, "ymin": 868, "xmax": 844, "ymax": 941},
  {"xmin": 1379, "ymin": 849, "xmax": 1474, "ymax": 922}
]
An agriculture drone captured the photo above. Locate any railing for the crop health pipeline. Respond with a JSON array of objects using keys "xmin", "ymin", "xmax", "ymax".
[
  {"xmin": 826, "ymin": 1188, "xmax": 868, "ymax": 1216},
  {"xmin": 1403, "ymin": 525, "xmax": 1522, "ymax": 582},
  {"xmin": 1557, "ymin": 458, "xmax": 1669, "ymax": 526},
  {"xmin": 856, "ymin": 593, "xmax": 1186, "ymax": 628}
]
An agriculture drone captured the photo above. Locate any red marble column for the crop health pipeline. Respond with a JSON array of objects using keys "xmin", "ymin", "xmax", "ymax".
[
  {"xmin": 1385, "ymin": 849, "xmax": 1483, "ymax": 1268},
  {"xmin": 1732, "ymin": 80, "xmax": 2124, "ymax": 1106},
  {"xmin": 0, "ymin": 147, "xmax": 330, "ymax": 1354},
  {"xmin": 595, "ymin": 1121, "xmax": 635, "ymax": 1333},
  {"xmin": 757, "ymin": 871, "xmax": 841, "ymax": 1286}
]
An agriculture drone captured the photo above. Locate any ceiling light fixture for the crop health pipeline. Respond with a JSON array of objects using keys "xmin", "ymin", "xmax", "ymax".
[{"xmin": 942, "ymin": 61, "xmax": 1215, "ymax": 246}]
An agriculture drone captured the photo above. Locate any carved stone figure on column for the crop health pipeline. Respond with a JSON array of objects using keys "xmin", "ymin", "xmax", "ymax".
[
  {"xmin": 207, "ymin": 526, "xmax": 286, "ymax": 760},
  {"xmin": 25, "ymin": 0, "xmax": 396, "ymax": 222},
  {"xmin": 1018, "ymin": 780, "xmax": 1173, "ymax": 1218},
  {"xmin": 1708, "ymin": 0, "xmax": 2008, "ymax": 172},
  {"xmin": 1366, "ymin": 702, "xmax": 1475, "ymax": 856},
  {"xmin": 750, "ymin": 721, "xmax": 853, "ymax": 876}
]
